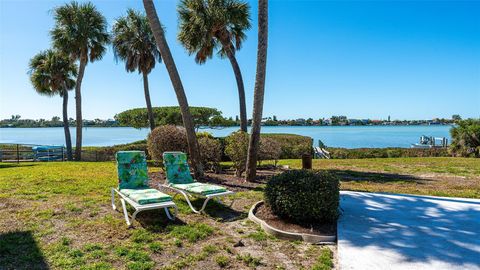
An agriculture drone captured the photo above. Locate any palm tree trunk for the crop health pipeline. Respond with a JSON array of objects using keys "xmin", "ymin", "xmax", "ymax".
[
  {"xmin": 74, "ymin": 53, "xmax": 87, "ymax": 161},
  {"xmin": 142, "ymin": 72, "xmax": 155, "ymax": 131},
  {"xmin": 224, "ymin": 47, "xmax": 248, "ymax": 132},
  {"xmin": 245, "ymin": 0, "xmax": 268, "ymax": 182},
  {"xmin": 143, "ymin": 0, "xmax": 203, "ymax": 177},
  {"xmin": 62, "ymin": 88, "xmax": 73, "ymax": 161}
]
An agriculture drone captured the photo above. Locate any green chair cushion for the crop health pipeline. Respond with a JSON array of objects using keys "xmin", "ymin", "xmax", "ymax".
[
  {"xmin": 116, "ymin": 151, "xmax": 149, "ymax": 189},
  {"xmin": 163, "ymin": 152, "xmax": 194, "ymax": 184},
  {"xmin": 172, "ymin": 183, "xmax": 227, "ymax": 196},
  {"xmin": 121, "ymin": 188, "xmax": 172, "ymax": 205}
]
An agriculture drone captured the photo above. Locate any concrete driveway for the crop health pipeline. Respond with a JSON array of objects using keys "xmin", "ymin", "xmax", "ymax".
[{"xmin": 338, "ymin": 191, "xmax": 480, "ymax": 270}]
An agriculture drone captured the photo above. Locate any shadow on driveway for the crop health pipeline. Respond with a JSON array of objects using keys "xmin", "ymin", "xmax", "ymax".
[{"xmin": 338, "ymin": 191, "xmax": 480, "ymax": 270}]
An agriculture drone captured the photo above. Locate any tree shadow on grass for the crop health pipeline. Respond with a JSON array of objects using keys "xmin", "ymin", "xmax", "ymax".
[
  {"xmin": 0, "ymin": 163, "xmax": 37, "ymax": 169},
  {"xmin": 202, "ymin": 199, "xmax": 247, "ymax": 222},
  {"xmin": 201, "ymin": 173, "xmax": 266, "ymax": 192},
  {"xmin": 326, "ymin": 169, "xmax": 430, "ymax": 184},
  {"xmin": 338, "ymin": 192, "xmax": 480, "ymax": 268},
  {"xmin": 0, "ymin": 231, "xmax": 49, "ymax": 270},
  {"xmin": 135, "ymin": 208, "xmax": 186, "ymax": 232},
  {"xmin": 172, "ymin": 197, "xmax": 246, "ymax": 223}
]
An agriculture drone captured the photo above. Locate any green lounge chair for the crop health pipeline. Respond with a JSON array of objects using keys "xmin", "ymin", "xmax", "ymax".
[
  {"xmin": 160, "ymin": 151, "xmax": 234, "ymax": 213},
  {"xmin": 111, "ymin": 151, "xmax": 177, "ymax": 226}
]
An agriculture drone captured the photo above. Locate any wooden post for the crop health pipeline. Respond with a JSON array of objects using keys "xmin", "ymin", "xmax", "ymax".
[
  {"xmin": 16, "ymin": 144, "xmax": 19, "ymax": 163},
  {"xmin": 302, "ymin": 154, "xmax": 312, "ymax": 170}
]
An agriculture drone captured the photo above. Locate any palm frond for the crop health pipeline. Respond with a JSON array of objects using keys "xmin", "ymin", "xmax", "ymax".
[
  {"xmin": 177, "ymin": 0, "xmax": 251, "ymax": 63},
  {"xmin": 111, "ymin": 8, "xmax": 161, "ymax": 74}
]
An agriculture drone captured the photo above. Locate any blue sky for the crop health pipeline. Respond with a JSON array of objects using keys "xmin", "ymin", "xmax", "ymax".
[{"xmin": 0, "ymin": 0, "xmax": 479, "ymax": 121}]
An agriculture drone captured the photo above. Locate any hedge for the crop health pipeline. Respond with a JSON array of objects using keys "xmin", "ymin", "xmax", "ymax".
[{"xmin": 327, "ymin": 147, "xmax": 450, "ymax": 159}]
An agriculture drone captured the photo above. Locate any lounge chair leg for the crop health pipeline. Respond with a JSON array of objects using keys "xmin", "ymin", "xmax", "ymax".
[
  {"xmin": 120, "ymin": 198, "xmax": 131, "ymax": 226},
  {"xmin": 175, "ymin": 190, "xmax": 202, "ymax": 214},
  {"xmin": 131, "ymin": 209, "xmax": 140, "ymax": 225},
  {"xmin": 111, "ymin": 188, "xmax": 116, "ymax": 210},
  {"xmin": 164, "ymin": 206, "xmax": 177, "ymax": 220},
  {"xmin": 199, "ymin": 197, "xmax": 212, "ymax": 213},
  {"xmin": 215, "ymin": 195, "xmax": 235, "ymax": 208}
]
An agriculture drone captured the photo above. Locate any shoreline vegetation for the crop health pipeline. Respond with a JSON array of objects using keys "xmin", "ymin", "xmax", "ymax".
[
  {"xmin": 78, "ymin": 139, "xmax": 451, "ymax": 162},
  {"xmin": 1, "ymin": 113, "xmax": 460, "ymax": 128}
]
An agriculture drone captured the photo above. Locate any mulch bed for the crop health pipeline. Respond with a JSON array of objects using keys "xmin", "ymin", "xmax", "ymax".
[
  {"xmin": 255, "ymin": 203, "xmax": 336, "ymax": 236},
  {"xmin": 148, "ymin": 167, "xmax": 283, "ymax": 192}
]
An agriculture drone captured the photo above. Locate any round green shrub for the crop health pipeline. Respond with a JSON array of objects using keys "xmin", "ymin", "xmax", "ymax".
[
  {"xmin": 265, "ymin": 170, "xmax": 340, "ymax": 224},
  {"xmin": 198, "ymin": 136, "xmax": 222, "ymax": 172},
  {"xmin": 147, "ymin": 125, "xmax": 188, "ymax": 161},
  {"xmin": 224, "ymin": 130, "xmax": 249, "ymax": 177},
  {"xmin": 258, "ymin": 137, "xmax": 282, "ymax": 165}
]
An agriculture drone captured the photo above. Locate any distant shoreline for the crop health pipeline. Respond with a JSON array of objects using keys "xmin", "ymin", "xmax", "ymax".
[{"xmin": 0, "ymin": 124, "xmax": 454, "ymax": 129}]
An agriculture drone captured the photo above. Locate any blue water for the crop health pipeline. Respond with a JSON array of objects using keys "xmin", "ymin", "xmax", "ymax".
[{"xmin": 0, "ymin": 125, "xmax": 452, "ymax": 148}]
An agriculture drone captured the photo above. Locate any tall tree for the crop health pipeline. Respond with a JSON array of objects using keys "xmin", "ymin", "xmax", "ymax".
[
  {"xmin": 177, "ymin": 0, "xmax": 251, "ymax": 132},
  {"xmin": 245, "ymin": 0, "xmax": 268, "ymax": 182},
  {"xmin": 112, "ymin": 9, "xmax": 161, "ymax": 131},
  {"xmin": 143, "ymin": 0, "xmax": 203, "ymax": 177},
  {"xmin": 51, "ymin": 1, "xmax": 110, "ymax": 161},
  {"xmin": 29, "ymin": 49, "xmax": 77, "ymax": 161}
]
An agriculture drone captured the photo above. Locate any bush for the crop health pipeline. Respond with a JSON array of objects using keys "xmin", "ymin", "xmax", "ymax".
[
  {"xmin": 327, "ymin": 147, "xmax": 450, "ymax": 159},
  {"xmin": 258, "ymin": 137, "xmax": 282, "ymax": 166},
  {"xmin": 198, "ymin": 136, "xmax": 222, "ymax": 172},
  {"xmin": 262, "ymin": 134, "xmax": 312, "ymax": 159},
  {"xmin": 265, "ymin": 170, "xmax": 340, "ymax": 224},
  {"xmin": 450, "ymin": 119, "xmax": 480, "ymax": 157},
  {"xmin": 81, "ymin": 140, "xmax": 148, "ymax": 161},
  {"xmin": 147, "ymin": 125, "xmax": 188, "ymax": 161},
  {"xmin": 224, "ymin": 130, "xmax": 249, "ymax": 177}
]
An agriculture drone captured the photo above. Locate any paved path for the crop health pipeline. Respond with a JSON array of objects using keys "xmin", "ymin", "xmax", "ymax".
[{"xmin": 338, "ymin": 191, "xmax": 480, "ymax": 270}]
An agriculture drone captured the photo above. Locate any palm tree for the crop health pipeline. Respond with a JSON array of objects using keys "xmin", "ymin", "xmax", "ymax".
[
  {"xmin": 112, "ymin": 9, "xmax": 161, "ymax": 131},
  {"xmin": 51, "ymin": 1, "xmax": 110, "ymax": 161},
  {"xmin": 245, "ymin": 0, "xmax": 268, "ymax": 182},
  {"xmin": 177, "ymin": 0, "xmax": 251, "ymax": 132},
  {"xmin": 29, "ymin": 50, "xmax": 77, "ymax": 161},
  {"xmin": 143, "ymin": 0, "xmax": 203, "ymax": 177}
]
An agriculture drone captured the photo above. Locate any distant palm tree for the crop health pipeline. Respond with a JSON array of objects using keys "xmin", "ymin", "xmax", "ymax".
[
  {"xmin": 246, "ymin": 0, "xmax": 268, "ymax": 181},
  {"xmin": 112, "ymin": 9, "xmax": 161, "ymax": 131},
  {"xmin": 143, "ymin": 0, "xmax": 204, "ymax": 177},
  {"xmin": 51, "ymin": 1, "xmax": 110, "ymax": 161},
  {"xmin": 29, "ymin": 50, "xmax": 77, "ymax": 161},
  {"xmin": 178, "ymin": 0, "xmax": 251, "ymax": 132}
]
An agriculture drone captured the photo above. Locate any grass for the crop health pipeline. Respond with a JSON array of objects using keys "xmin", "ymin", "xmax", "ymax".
[
  {"xmin": 236, "ymin": 253, "xmax": 262, "ymax": 268},
  {"xmin": 1, "ymin": 157, "xmax": 478, "ymax": 269},
  {"xmin": 0, "ymin": 161, "xmax": 332, "ymax": 269},
  {"xmin": 276, "ymin": 157, "xmax": 480, "ymax": 198},
  {"xmin": 312, "ymin": 248, "xmax": 334, "ymax": 270}
]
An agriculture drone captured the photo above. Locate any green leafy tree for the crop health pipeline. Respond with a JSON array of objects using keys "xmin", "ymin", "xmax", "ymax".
[
  {"xmin": 115, "ymin": 106, "xmax": 226, "ymax": 129},
  {"xmin": 450, "ymin": 119, "xmax": 480, "ymax": 157},
  {"xmin": 245, "ymin": 0, "xmax": 268, "ymax": 181},
  {"xmin": 112, "ymin": 9, "xmax": 161, "ymax": 131},
  {"xmin": 143, "ymin": 0, "xmax": 203, "ymax": 177},
  {"xmin": 51, "ymin": 1, "xmax": 110, "ymax": 160},
  {"xmin": 178, "ymin": 0, "xmax": 251, "ymax": 132},
  {"xmin": 452, "ymin": 114, "xmax": 462, "ymax": 122},
  {"xmin": 29, "ymin": 49, "xmax": 77, "ymax": 160}
]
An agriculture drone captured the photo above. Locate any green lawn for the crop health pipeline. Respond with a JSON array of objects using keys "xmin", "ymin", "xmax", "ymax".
[
  {"xmin": 1, "ymin": 157, "xmax": 478, "ymax": 269},
  {"xmin": 0, "ymin": 161, "xmax": 331, "ymax": 270}
]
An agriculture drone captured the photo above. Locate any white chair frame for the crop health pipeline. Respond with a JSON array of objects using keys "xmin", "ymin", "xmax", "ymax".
[
  {"xmin": 111, "ymin": 188, "xmax": 177, "ymax": 226},
  {"xmin": 159, "ymin": 184, "xmax": 234, "ymax": 214}
]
